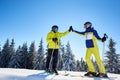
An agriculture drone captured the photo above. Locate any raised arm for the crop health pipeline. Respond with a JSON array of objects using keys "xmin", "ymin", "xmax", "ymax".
[
  {"xmin": 59, "ymin": 26, "xmax": 73, "ymax": 37},
  {"xmin": 59, "ymin": 31, "xmax": 70, "ymax": 37},
  {"xmin": 73, "ymin": 30, "xmax": 85, "ymax": 36}
]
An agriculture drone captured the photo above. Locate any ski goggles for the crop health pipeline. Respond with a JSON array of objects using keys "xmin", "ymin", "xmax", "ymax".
[{"xmin": 52, "ymin": 27, "xmax": 58, "ymax": 31}]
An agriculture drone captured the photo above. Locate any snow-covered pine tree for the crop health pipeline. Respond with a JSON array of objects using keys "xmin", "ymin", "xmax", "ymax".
[
  {"xmin": 8, "ymin": 39, "xmax": 15, "ymax": 67},
  {"xmin": 80, "ymin": 58, "xmax": 84, "ymax": 71},
  {"xmin": 57, "ymin": 41, "xmax": 63, "ymax": 70},
  {"xmin": 80, "ymin": 58, "xmax": 88, "ymax": 71},
  {"xmin": 62, "ymin": 41, "xmax": 76, "ymax": 71},
  {"xmin": 105, "ymin": 38, "xmax": 120, "ymax": 73},
  {"xmin": 27, "ymin": 42, "xmax": 36, "ymax": 69},
  {"xmin": 8, "ymin": 46, "xmax": 21, "ymax": 68},
  {"xmin": 10, "ymin": 39, "xmax": 15, "ymax": 56},
  {"xmin": 8, "ymin": 39, "xmax": 16, "ymax": 68},
  {"xmin": 62, "ymin": 43, "xmax": 69, "ymax": 71},
  {"xmin": 60, "ymin": 43, "xmax": 65, "ymax": 71},
  {"xmin": 0, "ymin": 39, "xmax": 10, "ymax": 68},
  {"xmin": 114, "ymin": 53, "xmax": 120, "ymax": 73},
  {"xmin": 76, "ymin": 60, "xmax": 81, "ymax": 71},
  {"xmin": 19, "ymin": 43, "xmax": 28, "ymax": 69},
  {"xmin": 34, "ymin": 39, "xmax": 45, "ymax": 70}
]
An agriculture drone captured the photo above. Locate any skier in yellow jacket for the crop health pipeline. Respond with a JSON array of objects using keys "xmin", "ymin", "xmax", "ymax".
[
  {"xmin": 72, "ymin": 22, "xmax": 108, "ymax": 77},
  {"xmin": 46, "ymin": 25, "xmax": 72, "ymax": 75}
]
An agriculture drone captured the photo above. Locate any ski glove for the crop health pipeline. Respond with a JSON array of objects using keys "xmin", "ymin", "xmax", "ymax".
[
  {"xmin": 52, "ymin": 38, "xmax": 58, "ymax": 42},
  {"xmin": 102, "ymin": 37, "xmax": 106, "ymax": 42},
  {"xmin": 68, "ymin": 26, "xmax": 73, "ymax": 32}
]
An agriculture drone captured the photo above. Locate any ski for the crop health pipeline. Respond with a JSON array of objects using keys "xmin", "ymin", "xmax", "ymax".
[
  {"xmin": 58, "ymin": 73, "xmax": 69, "ymax": 76},
  {"xmin": 58, "ymin": 73, "xmax": 84, "ymax": 77},
  {"xmin": 44, "ymin": 70, "xmax": 118, "ymax": 80},
  {"xmin": 69, "ymin": 75, "xmax": 117, "ymax": 80},
  {"xmin": 63, "ymin": 74, "xmax": 84, "ymax": 77},
  {"xmin": 84, "ymin": 76, "xmax": 117, "ymax": 80},
  {"xmin": 59, "ymin": 73, "xmax": 117, "ymax": 80}
]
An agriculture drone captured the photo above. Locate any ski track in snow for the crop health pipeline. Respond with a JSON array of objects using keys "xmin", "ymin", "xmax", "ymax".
[{"xmin": 0, "ymin": 68, "xmax": 119, "ymax": 80}]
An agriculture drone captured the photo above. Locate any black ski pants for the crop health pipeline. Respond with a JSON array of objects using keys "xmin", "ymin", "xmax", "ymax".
[{"xmin": 46, "ymin": 49, "xmax": 58, "ymax": 69}]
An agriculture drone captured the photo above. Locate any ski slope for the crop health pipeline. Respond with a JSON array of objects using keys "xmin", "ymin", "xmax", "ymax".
[{"xmin": 0, "ymin": 68, "xmax": 119, "ymax": 80}]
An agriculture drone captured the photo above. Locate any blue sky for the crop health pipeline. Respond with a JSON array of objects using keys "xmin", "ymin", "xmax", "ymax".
[{"xmin": 0, "ymin": 0, "xmax": 120, "ymax": 60}]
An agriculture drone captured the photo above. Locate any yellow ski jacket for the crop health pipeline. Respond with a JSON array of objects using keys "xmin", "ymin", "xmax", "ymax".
[{"xmin": 46, "ymin": 31, "xmax": 69, "ymax": 49}]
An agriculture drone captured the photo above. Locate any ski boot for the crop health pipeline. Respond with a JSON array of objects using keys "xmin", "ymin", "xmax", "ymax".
[
  {"xmin": 84, "ymin": 71, "xmax": 97, "ymax": 77},
  {"xmin": 96, "ymin": 73, "xmax": 108, "ymax": 78},
  {"xmin": 52, "ymin": 69, "xmax": 59, "ymax": 75}
]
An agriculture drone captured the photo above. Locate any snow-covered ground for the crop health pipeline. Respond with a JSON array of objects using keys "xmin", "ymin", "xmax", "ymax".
[{"xmin": 0, "ymin": 68, "xmax": 119, "ymax": 80}]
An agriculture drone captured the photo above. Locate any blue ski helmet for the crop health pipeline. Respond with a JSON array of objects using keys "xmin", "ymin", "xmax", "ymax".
[
  {"xmin": 84, "ymin": 22, "xmax": 92, "ymax": 27},
  {"xmin": 52, "ymin": 25, "xmax": 58, "ymax": 31}
]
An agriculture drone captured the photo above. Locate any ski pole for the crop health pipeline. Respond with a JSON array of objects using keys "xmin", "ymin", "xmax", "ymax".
[
  {"xmin": 102, "ymin": 33, "xmax": 108, "ymax": 61},
  {"xmin": 102, "ymin": 33, "xmax": 108, "ymax": 73}
]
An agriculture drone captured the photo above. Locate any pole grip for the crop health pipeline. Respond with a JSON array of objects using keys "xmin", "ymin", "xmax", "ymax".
[{"xmin": 104, "ymin": 33, "xmax": 108, "ymax": 39}]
